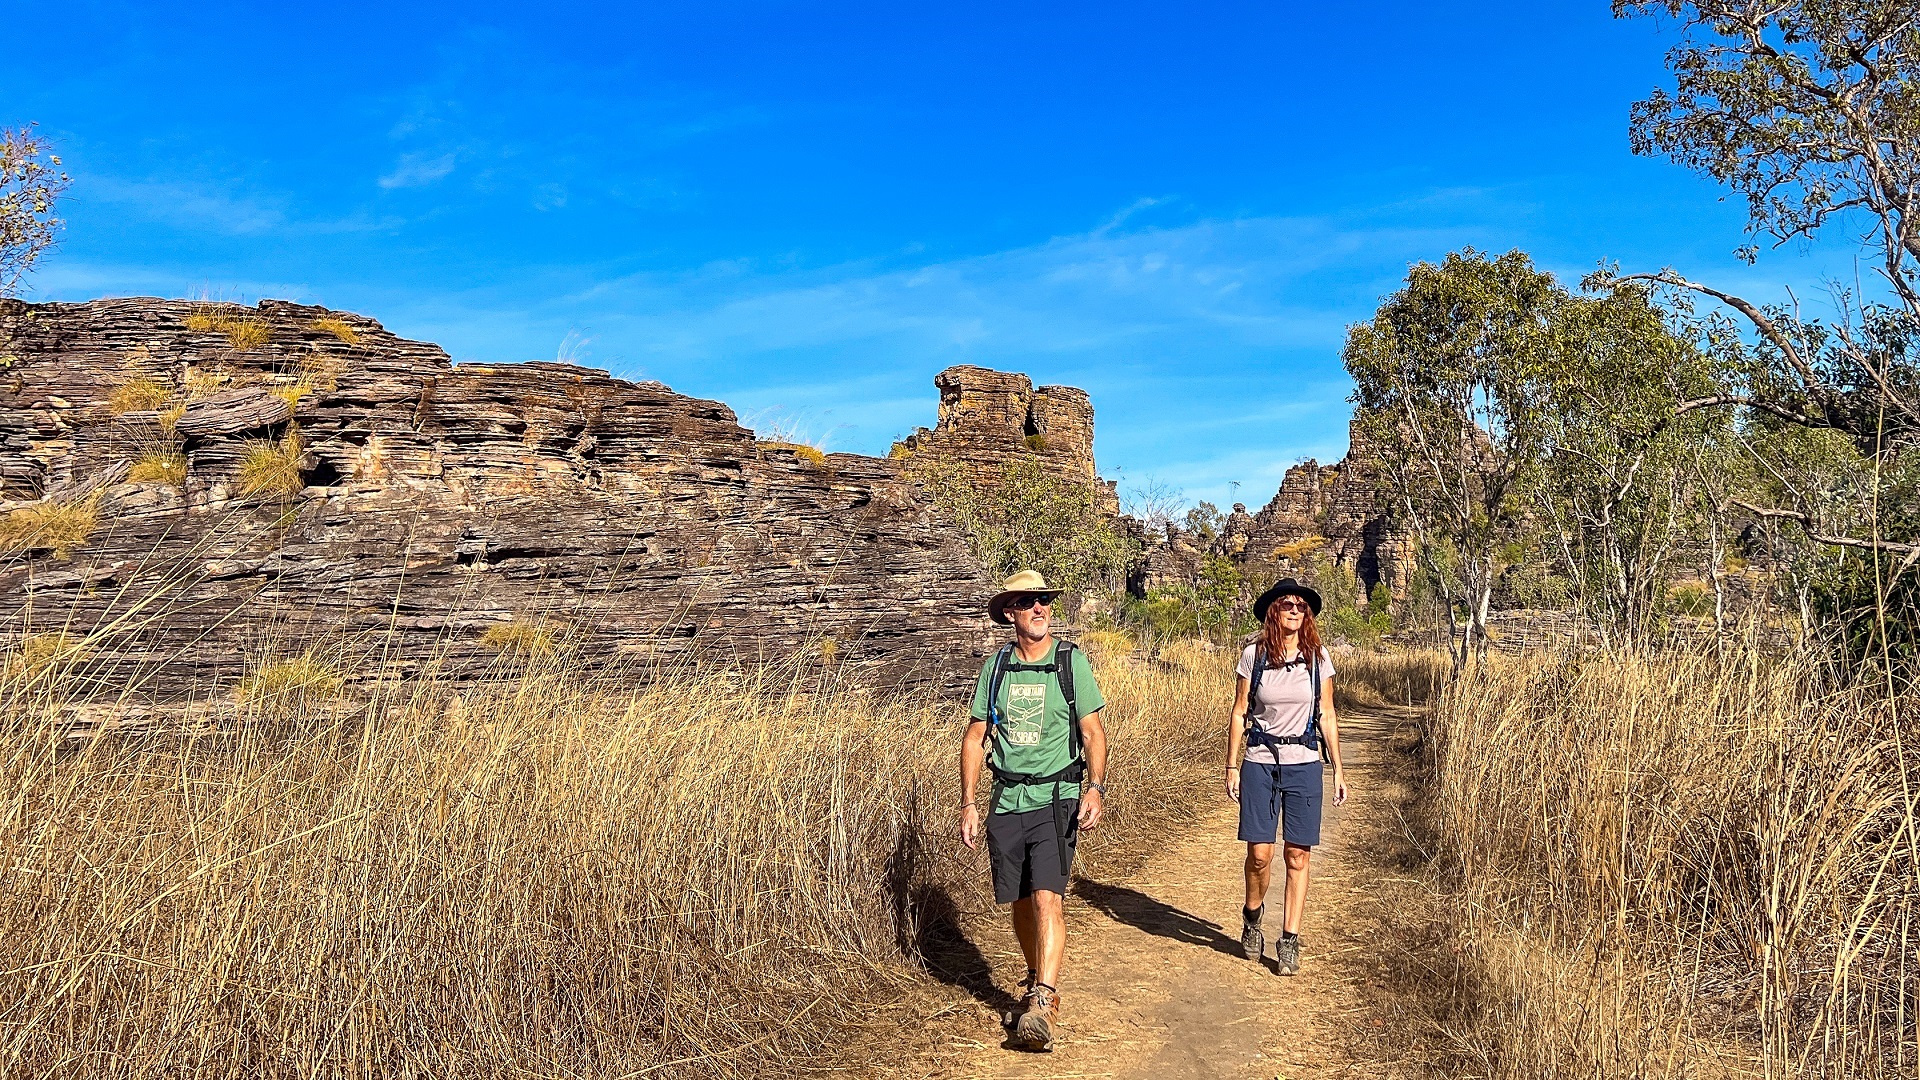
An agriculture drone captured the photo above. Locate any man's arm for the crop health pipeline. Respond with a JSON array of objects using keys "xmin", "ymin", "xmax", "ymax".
[
  {"xmin": 960, "ymin": 720, "xmax": 988, "ymax": 849},
  {"xmin": 1076, "ymin": 709, "xmax": 1107, "ymax": 829}
]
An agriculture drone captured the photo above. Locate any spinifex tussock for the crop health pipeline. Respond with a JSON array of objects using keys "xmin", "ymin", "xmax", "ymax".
[{"xmin": 1409, "ymin": 646, "xmax": 1918, "ymax": 1080}]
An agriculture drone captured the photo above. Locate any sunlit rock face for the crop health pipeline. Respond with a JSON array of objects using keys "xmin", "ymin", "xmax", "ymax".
[{"xmin": 0, "ymin": 298, "xmax": 1006, "ymax": 699}]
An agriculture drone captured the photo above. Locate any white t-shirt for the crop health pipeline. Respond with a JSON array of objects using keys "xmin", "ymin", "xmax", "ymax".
[{"xmin": 1236, "ymin": 644, "xmax": 1335, "ymax": 767}]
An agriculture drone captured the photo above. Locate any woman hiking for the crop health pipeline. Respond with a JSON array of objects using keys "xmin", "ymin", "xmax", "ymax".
[{"xmin": 1225, "ymin": 577, "xmax": 1348, "ymax": 976}]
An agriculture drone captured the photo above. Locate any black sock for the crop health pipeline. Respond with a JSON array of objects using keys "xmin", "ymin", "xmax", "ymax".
[
  {"xmin": 1281, "ymin": 930, "xmax": 1298, "ymax": 941},
  {"xmin": 1243, "ymin": 904, "xmax": 1263, "ymax": 924}
]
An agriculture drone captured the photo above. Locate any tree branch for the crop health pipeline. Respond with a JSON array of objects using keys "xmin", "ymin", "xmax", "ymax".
[{"xmin": 1731, "ymin": 499, "xmax": 1919, "ymax": 555}]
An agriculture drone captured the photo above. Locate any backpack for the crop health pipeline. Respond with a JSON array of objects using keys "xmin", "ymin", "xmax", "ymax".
[{"xmin": 1243, "ymin": 646, "xmax": 1328, "ymax": 764}]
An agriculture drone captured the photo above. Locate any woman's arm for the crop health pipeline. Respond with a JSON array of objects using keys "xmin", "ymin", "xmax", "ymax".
[
  {"xmin": 1320, "ymin": 673, "xmax": 1349, "ymax": 806},
  {"xmin": 1225, "ymin": 674, "xmax": 1249, "ymax": 800}
]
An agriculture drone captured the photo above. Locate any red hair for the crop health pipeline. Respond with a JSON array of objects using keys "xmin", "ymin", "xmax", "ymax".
[{"xmin": 1260, "ymin": 598, "xmax": 1323, "ymax": 666}]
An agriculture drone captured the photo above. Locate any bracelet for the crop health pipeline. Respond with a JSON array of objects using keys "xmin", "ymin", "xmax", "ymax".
[
  {"xmin": 959, "ymin": 801, "xmax": 976, "ymax": 809},
  {"xmin": 1087, "ymin": 782, "xmax": 1107, "ymax": 795}
]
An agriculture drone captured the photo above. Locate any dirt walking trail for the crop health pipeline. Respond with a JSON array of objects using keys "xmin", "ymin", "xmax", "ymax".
[{"xmin": 924, "ymin": 709, "xmax": 1414, "ymax": 1080}]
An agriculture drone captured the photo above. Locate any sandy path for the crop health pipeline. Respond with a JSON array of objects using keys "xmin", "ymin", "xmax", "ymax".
[{"xmin": 925, "ymin": 709, "xmax": 1410, "ymax": 1080}]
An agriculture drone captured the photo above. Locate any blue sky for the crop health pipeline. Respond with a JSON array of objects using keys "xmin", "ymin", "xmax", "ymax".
[{"xmin": 7, "ymin": 1, "xmax": 1865, "ymax": 510}]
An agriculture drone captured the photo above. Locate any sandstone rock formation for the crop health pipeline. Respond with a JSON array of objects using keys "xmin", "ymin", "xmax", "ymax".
[
  {"xmin": 0, "ymin": 298, "xmax": 1003, "ymax": 700},
  {"xmin": 891, "ymin": 365, "xmax": 1118, "ymax": 513},
  {"xmin": 1131, "ymin": 419, "xmax": 1411, "ymax": 604}
]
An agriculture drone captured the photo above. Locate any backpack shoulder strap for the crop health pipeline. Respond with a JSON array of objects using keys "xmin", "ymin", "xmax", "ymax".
[
  {"xmin": 1244, "ymin": 647, "xmax": 1267, "ymax": 726},
  {"xmin": 1055, "ymin": 640, "xmax": 1082, "ymax": 760},
  {"xmin": 1310, "ymin": 649, "xmax": 1328, "ymax": 762},
  {"xmin": 986, "ymin": 644, "xmax": 1014, "ymax": 728}
]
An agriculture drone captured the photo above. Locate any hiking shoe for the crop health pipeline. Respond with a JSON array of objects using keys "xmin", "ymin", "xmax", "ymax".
[
  {"xmin": 1240, "ymin": 917, "xmax": 1265, "ymax": 962},
  {"xmin": 1275, "ymin": 934, "xmax": 1301, "ymax": 976},
  {"xmin": 1010, "ymin": 984, "xmax": 1058, "ymax": 1052}
]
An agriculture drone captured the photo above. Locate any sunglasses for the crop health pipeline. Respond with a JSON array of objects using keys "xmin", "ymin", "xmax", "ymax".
[
  {"xmin": 1009, "ymin": 593, "xmax": 1057, "ymax": 611},
  {"xmin": 1272, "ymin": 599, "xmax": 1310, "ymax": 613}
]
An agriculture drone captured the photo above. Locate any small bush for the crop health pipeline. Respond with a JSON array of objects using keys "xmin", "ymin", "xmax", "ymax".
[
  {"xmin": 1273, "ymin": 535, "xmax": 1328, "ymax": 563},
  {"xmin": 107, "ymin": 377, "xmax": 172, "ymax": 415},
  {"xmin": 127, "ymin": 452, "xmax": 187, "ymax": 487},
  {"xmin": 1024, "ymin": 433, "xmax": 1049, "ymax": 452},
  {"xmin": 311, "ymin": 317, "xmax": 359, "ymax": 344},
  {"xmin": 1666, "ymin": 582, "xmax": 1712, "ymax": 617},
  {"xmin": 0, "ymin": 495, "xmax": 100, "ymax": 556},
  {"xmin": 480, "ymin": 621, "xmax": 558, "ymax": 656},
  {"xmin": 236, "ymin": 429, "xmax": 305, "ymax": 497}
]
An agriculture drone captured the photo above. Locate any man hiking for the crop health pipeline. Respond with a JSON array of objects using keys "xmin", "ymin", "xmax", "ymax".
[{"xmin": 959, "ymin": 569, "xmax": 1109, "ymax": 1053}]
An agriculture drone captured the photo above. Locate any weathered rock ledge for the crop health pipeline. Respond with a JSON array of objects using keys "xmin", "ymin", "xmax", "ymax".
[{"xmin": 0, "ymin": 298, "xmax": 1004, "ymax": 697}]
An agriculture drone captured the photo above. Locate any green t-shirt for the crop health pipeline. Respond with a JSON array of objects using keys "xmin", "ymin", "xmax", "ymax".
[{"xmin": 968, "ymin": 640, "xmax": 1105, "ymax": 815}]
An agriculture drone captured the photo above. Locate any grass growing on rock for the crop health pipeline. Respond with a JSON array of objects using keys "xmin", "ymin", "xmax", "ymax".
[
  {"xmin": 127, "ymin": 451, "xmax": 187, "ymax": 487},
  {"xmin": 0, "ymin": 494, "xmax": 100, "ymax": 556},
  {"xmin": 237, "ymin": 428, "xmax": 304, "ymax": 496}
]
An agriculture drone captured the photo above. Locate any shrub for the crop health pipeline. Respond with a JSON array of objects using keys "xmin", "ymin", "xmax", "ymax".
[
  {"xmin": 107, "ymin": 377, "xmax": 172, "ymax": 415},
  {"xmin": 127, "ymin": 451, "xmax": 187, "ymax": 487},
  {"xmin": 908, "ymin": 455, "xmax": 1137, "ymax": 600},
  {"xmin": 1023, "ymin": 433, "xmax": 1049, "ymax": 452},
  {"xmin": 0, "ymin": 495, "xmax": 99, "ymax": 556},
  {"xmin": 236, "ymin": 429, "xmax": 304, "ymax": 496}
]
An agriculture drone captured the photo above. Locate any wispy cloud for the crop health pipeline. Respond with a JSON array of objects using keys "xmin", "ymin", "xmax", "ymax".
[{"xmin": 378, "ymin": 152, "xmax": 458, "ymax": 189}]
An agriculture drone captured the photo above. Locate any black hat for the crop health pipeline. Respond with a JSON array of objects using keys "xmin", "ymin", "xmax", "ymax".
[{"xmin": 1253, "ymin": 578, "xmax": 1322, "ymax": 621}]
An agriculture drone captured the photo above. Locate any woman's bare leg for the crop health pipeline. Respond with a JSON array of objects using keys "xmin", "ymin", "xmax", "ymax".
[
  {"xmin": 1280, "ymin": 842, "xmax": 1312, "ymax": 933},
  {"xmin": 1243, "ymin": 842, "xmax": 1274, "ymax": 910}
]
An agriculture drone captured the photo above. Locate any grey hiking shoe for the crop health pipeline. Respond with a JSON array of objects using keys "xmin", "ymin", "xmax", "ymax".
[
  {"xmin": 1275, "ymin": 934, "xmax": 1301, "ymax": 976},
  {"xmin": 1010, "ymin": 984, "xmax": 1059, "ymax": 1052},
  {"xmin": 1240, "ymin": 916, "xmax": 1265, "ymax": 962}
]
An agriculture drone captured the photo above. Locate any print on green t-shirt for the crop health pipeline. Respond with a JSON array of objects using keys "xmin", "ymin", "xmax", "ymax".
[{"xmin": 968, "ymin": 641, "xmax": 1106, "ymax": 815}]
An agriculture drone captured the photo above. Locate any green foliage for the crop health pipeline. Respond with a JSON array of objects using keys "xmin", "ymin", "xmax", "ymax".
[
  {"xmin": 1119, "ymin": 555, "xmax": 1248, "ymax": 645},
  {"xmin": 1183, "ymin": 502, "xmax": 1225, "ymax": 543},
  {"xmin": 909, "ymin": 456, "xmax": 1137, "ymax": 600},
  {"xmin": 1307, "ymin": 556, "xmax": 1392, "ymax": 647},
  {"xmin": 0, "ymin": 126, "xmax": 69, "ymax": 297}
]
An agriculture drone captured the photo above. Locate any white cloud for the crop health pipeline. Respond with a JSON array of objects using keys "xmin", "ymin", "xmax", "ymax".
[{"xmin": 378, "ymin": 152, "xmax": 458, "ymax": 189}]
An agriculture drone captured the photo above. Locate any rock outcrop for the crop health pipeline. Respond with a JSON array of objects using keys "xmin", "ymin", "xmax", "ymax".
[
  {"xmin": 0, "ymin": 298, "xmax": 1003, "ymax": 699},
  {"xmin": 1132, "ymin": 420, "xmax": 1411, "ymax": 603},
  {"xmin": 891, "ymin": 365, "xmax": 1118, "ymax": 513}
]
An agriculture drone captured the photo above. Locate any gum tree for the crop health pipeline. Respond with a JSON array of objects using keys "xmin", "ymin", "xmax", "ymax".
[{"xmin": 0, "ymin": 126, "xmax": 68, "ymax": 297}]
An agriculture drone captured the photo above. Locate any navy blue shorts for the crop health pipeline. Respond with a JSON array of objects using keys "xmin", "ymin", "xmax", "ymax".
[{"xmin": 1237, "ymin": 760, "xmax": 1323, "ymax": 848}]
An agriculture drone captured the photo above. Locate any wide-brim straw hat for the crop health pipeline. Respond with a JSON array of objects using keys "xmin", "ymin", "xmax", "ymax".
[
  {"xmin": 988, "ymin": 569, "xmax": 1063, "ymax": 626},
  {"xmin": 1253, "ymin": 577, "xmax": 1323, "ymax": 621}
]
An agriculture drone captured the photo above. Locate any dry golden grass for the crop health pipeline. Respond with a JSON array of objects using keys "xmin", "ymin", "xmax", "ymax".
[
  {"xmin": 311, "ymin": 316, "xmax": 360, "ymax": 344},
  {"xmin": 478, "ymin": 620, "xmax": 558, "ymax": 656},
  {"xmin": 0, "ymin": 494, "xmax": 100, "ymax": 556},
  {"xmin": 127, "ymin": 451, "xmax": 187, "ymax": 487},
  {"xmin": 761, "ymin": 440, "xmax": 829, "ymax": 469},
  {"xmin": 237, "ymin": 428, "xmax": 305, "ymax": 496},
  {"xmin": 0, "ymin": 622, "xmax": 1232, "ymax": 1078},
  {"xmin": 1334, "ymin": 647, "xmax": 1448, "ymax": 711},
  {"xmin": 106, "ymin": 376, "xmax": 173, "ymax": 415},
  {"xmin": 1396, "ymin": 647, "xmax": 1917, "ymax": 1079},
  {"xmin": 268, "ymin": 376, "xmax": 316, "ymax": 409},
  {"xmin": 186, "ymin": 310, "xmax": 272, "ymax": 350}
]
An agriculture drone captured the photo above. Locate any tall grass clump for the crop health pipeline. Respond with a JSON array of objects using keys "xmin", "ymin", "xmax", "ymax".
[
  {"xmin": 0, "ymin": 494, "xmax": 100, "ymax": 556},
  {"xmin": 1413, "ymin": 647, "xmax": 1917, "ymax": 1079}
]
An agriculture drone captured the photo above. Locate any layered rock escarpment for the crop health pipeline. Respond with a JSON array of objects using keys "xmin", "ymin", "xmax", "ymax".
[{"xmin": 0, "ymin": 298, "xmax": 1001, "ymax": 700}]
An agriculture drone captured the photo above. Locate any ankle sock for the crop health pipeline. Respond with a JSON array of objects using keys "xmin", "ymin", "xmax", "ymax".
[
  {"xmin": 1243, "ymin": 904, "xmax": 1263, "ymax": 924},
  {"xmin": 1280, "ymin": 930, "xmax": 1299, "ymax": 942}
]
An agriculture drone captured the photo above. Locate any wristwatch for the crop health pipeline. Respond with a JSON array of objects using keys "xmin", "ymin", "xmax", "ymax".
[{"xmin": 1087, "ymin": 781, "xmax": 1108, "ymax": 795}]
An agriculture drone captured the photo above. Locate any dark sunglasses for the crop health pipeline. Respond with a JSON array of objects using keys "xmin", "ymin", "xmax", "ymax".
[
  {"xmin": 1272, "ymin": 598, "xmax": 1310, "ymax": 612},
  {"xmin": 1010, "ymin": 593, "xmax": 1057, "ymax": 611}
]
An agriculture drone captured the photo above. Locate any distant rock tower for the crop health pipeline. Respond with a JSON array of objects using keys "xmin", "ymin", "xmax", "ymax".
[{"xmin": 891, "ymin": 365, "xmax": 1117, "ymax": 513}]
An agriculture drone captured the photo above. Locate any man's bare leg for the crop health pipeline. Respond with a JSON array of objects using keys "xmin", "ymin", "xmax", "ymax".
[
  {"xmin": 1030, "ymin": 889, "xmax": 1066, "ymax": 989},
  {"xmin": 1010, "ymin": 896, "xmax": 1039, "ymax": 975}
]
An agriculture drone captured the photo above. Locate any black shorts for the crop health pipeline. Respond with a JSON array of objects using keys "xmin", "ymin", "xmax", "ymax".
[
  {"xmin": 985, "ymin": 801, "xmax": 1079, "ymax": 904},
  {"xmin": 1237, "ymin": 760, "xmax": 1323, "ymax": 848}
]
